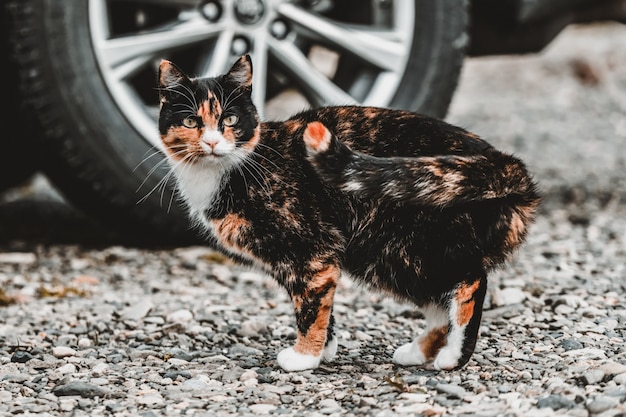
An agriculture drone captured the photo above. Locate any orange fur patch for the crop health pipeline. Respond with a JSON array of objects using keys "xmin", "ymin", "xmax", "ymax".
[
  {"xmin": 198, "ymin": 97, "xmax": 221, "ymax": 130},
  {"xmin": 211, "ymin": 214, "xmax": 250, "ymax": 251},
  {"xmin": 293, "ymin": 264, "xmax": 340, "ymax": 356},
  {"xmin": 161, "ymin": 126, "xmax": 202, "ymax": 161},
  {"xmin": 418, "ymin": 326, "xmax": 448, "ymax": 360},
  {"xmin": 303, "ymin": 122, "xmax": 331, "ymax": 153},
  {"xmin": 284, "ymin": 120, "xmax": 304, "ymax": 135},
  {"xmin": 456, "ymin": 280, "xmax": 480, "ymax": 327}
]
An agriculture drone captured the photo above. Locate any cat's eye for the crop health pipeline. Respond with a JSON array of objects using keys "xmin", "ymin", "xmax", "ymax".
[
  {"xmin": 182, "ymin": 117, "xmax": 198, "ymax": 128},
  {"xmin": 222, "ymin": 115, "xmax": 239, "ymax": 127}
]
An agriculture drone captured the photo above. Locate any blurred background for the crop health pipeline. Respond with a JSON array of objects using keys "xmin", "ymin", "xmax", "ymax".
[{"xmin": 1, "ymin": 0, "xmax": 625, "ymax": 247}]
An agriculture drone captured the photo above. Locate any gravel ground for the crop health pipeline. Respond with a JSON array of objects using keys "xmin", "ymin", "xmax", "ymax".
[{"xmin": 1, "ymin": 23, "xmax": 626, "ymax": 417}]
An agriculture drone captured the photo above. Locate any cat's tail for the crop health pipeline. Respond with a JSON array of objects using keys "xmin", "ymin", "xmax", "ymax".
[{"xmin": 302, "ymin": 121, "xmax": 540, "ymax": 208}]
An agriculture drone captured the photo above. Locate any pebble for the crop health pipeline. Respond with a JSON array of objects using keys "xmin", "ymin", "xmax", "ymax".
[
  {"xmin": 583, "ymin": 370, "xmax": 605, "ymax": 385},
  {"xmin": 166, "ymin": 309, "xmax": 193, "ymax": 323},
  {"xmin": 435, "ymin": 383, "xmax": 467, "ymax": 399},
  {"xmin": 536, "ymin": 395, "xmax": 576, "ymax": 410},
  {"xmin": 560, "ymin": 338, "xmax": 584, "ymax": 351},
  {"xmin": 56, "ymin": 363, "xmax": 77, "ymax": 375},
  {"xmin": 53, "ymin": 381, "xmax": 109, "ymax": 398},
  {"xmin": 318, "ymin": 398, "xmax": 342, "ymax": 413},
  {"xmin": 238, "ymin": 319, "xmax": 268, "ymax": 338},
  {"xmin": 91, "ymin": 362, "xmax": 108, "ymax": 377},
  {"xmin": 586, "ymin": 396, "xmax": 619, "ymax": 414},
  {"xmin": 0, "ymin": 252, "xmax": 36, "ymax": 264},
  {"xmin": 51, "ymin": 347, "xmax": 77, "ymax": 358},
  {"xmin": 249, "ymin": 404, "xmax": 277, "ymax": 414},
  {"xmin": 492, "ymin": 287, "xmax": 526, "ymax": 306},
  {"xmin": 11, "ymin": 351, "xmax": 34, "ymax": 363}
]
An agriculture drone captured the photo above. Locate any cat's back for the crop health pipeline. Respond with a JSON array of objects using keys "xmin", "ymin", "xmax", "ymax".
[{"xmin": 278, "ymin": 106, "xmax": 493, "ymax": 158}]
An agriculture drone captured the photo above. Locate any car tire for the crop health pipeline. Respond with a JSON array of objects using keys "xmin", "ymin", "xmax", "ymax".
[
  {"xmin": 5, "ymin": 0, "xmax": 467, "ymax": 244},
  {"xmin": 0, "ymin": 4, "xmax": 41, "ymax": 193}
]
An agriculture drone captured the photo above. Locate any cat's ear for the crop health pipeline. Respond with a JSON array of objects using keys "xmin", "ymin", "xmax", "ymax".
[
  {"xmin": 226, "ymin": 55, "xmax": 253, "ymax": 88},
  {"xmin": 158, "ymin": 60, "xmax": 190, "ymax": 99}
]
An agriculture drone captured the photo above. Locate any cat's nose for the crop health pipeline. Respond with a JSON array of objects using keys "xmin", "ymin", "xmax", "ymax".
[
  {"xmin": 203, "ymin": 137, "xmax": 219, "ymax": 149},
  {"xmin": 202, "ymin": 131, "xmax": 222, "ymax": 150}
]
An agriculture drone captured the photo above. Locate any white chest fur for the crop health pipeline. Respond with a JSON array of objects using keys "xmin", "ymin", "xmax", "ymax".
[{"xmin": 172, "ymin": 160, "xmax": 227, "ymax": 228}]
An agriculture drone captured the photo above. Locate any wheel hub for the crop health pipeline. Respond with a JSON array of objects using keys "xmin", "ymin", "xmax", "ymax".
[{"xmin": 234, "ymin": 0, "xmax": 266, "ymax": 25}]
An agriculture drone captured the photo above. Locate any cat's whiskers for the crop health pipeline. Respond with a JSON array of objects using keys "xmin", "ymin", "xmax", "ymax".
[
  {"xmin": 241, "ymin": 162, "xmax": 269, "ymax": 195},
  {"xmin": 221, "ymin": 88, "xmax": 245, "ymax": 113},
  {"xmin": 135, "ymin": 144, "xmax": 188, "ymax": 191},
  {"xmin": 172, "ymin": 104, "xmax": 198, "ymax": 116},
  {"xmin": 134, "ymin": 145, "xmax": 168, "ymax": 172},
  {"xmin": 249, "ymin": 142, "xmax": 284, "ymax": 161},
  {"xmin": 136, "ymin": 148, "xmax": 189, "ymax": 205}
]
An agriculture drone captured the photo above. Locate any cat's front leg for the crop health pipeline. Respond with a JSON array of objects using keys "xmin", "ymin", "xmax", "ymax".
[{"xmin": 277, "ymin": 264, "xmax": 340, "ymax": 372}]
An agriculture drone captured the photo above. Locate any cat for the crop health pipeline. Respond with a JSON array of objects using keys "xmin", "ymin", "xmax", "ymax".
[{"xmin": 157, "ymin": 54, "xmax": 540, "ymax": 372}]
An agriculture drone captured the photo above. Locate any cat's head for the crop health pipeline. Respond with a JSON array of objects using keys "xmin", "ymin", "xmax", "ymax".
[{"xmin": 157, "ymin": 55, "xmax": 260, "ymax": 167}]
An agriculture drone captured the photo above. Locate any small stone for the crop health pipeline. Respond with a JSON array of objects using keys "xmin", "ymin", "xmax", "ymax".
[
  {"xmin": 121, "ymin": 301, "xmax": 153, "ymax": 321},
  {"xmin": 238, "ymin": 320, "xmax": 268, "ymax": 338},
  {"xmin": 228, "ymin": 344, "xmax": 263, "ymax": 358},
  {"xmin": 249, "ymin": 404, "xmax": 276, "ymax": 414},
  {"xmin": 492, "ymin": 287, "xmax": 526, "ymax": 306},
  {"xmin": 136, "ymin": 393, "xmax": 164, "ymax": 406},
  {"xmin": 240, "ymin": 369, "xmax": 258, "ymax": 382},
  {"xmin": 163, "ymin": 370, "xmax": 191, "ymax": 380},
  {"xmin": 52, "ymin": 346, "xmax": 77, "ymax": 358},
  {"xmin": 586, "ymin": 396, "xmax": 619, "ymax": 414},
  {"xmin": 560, "ymin": 339, "xmax": 584, "ymax": 351},
  {"xmin": 11, "ymin": 351, "xmax": 34, "ymax": 363},
  {"xmin": 614, "ymin": 373, "xmax": 626, "ymax": 385},
  {"xmin": 92, "ymin": 363, "xmax": 109, "ymax": 377},
  {"xmin": 435, "ymin": 383, "xmax": 467, "ymax": 399},
  {"xmin": 0, "ymin": 252, "xmax": 36, "ymax": 264},
  {"xmin": 599, "ymin": 361, "xmax": 626, "ymax": 376},
  {"xmin": 536, "ymin": 395, "xmax": 576, "ymax": 410},
  {"xmin": 2, "ymin": 374, "xmax": 29, "ymax": 383},
  {"xmin": 354, "ymin": 331, "xmax": 372, "ymax": 341},
  {"xmin": 166, "ymin": 358, "xmax": 188, "ymax": 366},
  {"xmin": 166, "ymin": 309, "xmax": 193, "ymax": 323},
  {"xmin": 583, "ymin": 369, "xmax": 605, "ymax": 385},
  {"xmin": 57, "ymin": 363, "xmax": 77, "ymax": 375},
  {"xmin": 77, "ymin": 338, "xmax": 92, "ymax": 348},
  {"xmin": 319, "ymin": 398, "xmax": 342, "ymax": 414},
  {"xmin": 53, "ymin": 381, "xmax": 109, "ymax": 398},
  {"xmin": 58, "ymin": 398, "xmax": 77, "ymax": 412},
  {"xmin": 181, "ymin": 378, "xmax": 208, "ymax": 391}
]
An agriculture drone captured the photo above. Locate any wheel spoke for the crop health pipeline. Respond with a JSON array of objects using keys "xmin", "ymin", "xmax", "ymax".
[
  {"xmin": 268, "ymin": 37, "xmax": 357, "ymax": 107},
  {"xmin": 276, "ymin": 3, "xmax": 406, "ymax": 72},
  {"xmin": 197, "ymin": 29, "xmax": 235, "ymax": 78},
  {"xmin": 251, "ymin": 35, "xmax": 269, "ymax": 117},
  {"xmin": 95, "ymin": 15, "xmax": 225, "ymax": 69}
]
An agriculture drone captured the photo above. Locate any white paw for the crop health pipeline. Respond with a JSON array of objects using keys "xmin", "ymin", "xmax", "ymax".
[
  {"xmin": 277, "ymin": 347, "xmax": 321, "ymax": 372},
  {"xmin": 393, "ymin": 342, "xmax": 427, "ymax": 366},
  {"xmin": 322, "ymin": 336, "xmax": 338, "ymax": 363},
  {"xmin": 433, "ymin": 346, "xmax": 461, "ymax": 370}
]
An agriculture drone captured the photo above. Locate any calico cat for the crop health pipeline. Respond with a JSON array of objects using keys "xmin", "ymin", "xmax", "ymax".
[{"xmin": 157, "ymin": 55, "xmax": 540, "ymax": 372}]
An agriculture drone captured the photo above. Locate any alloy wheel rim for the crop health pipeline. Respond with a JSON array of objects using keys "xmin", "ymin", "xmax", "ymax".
[{"xmin": 89, "ymin": 0, "xmax": 415, "ymax": 148}]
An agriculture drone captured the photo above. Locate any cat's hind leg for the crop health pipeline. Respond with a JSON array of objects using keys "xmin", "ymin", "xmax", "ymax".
[
  {"xmin": 277, "ymin": 263, "xmax": 340, "ymax": 371},
  {"xmin": 322, "ymin": 312, "xmax": 338, "ymax": 362},
  {"xmin": 393, "ymin": 304, "xmax": 449, "ymax": 366},
  {"xmin": 433, "ymin": 275, "xmax": 487, "ymax": 370}
]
